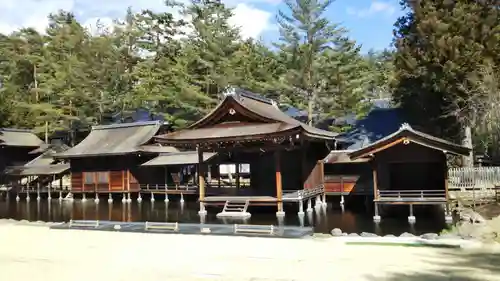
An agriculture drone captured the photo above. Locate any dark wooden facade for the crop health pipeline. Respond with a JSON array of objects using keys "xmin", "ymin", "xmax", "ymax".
[
  {"xmin": 69, "ymin": 155, "xmax": 146, "ymax": 193},
  {"xmin": 323, "ymin": 150, "xmax": 372, "ymax": 195},
  {"xmin": 347, "ymin": 124, "xmax": 470, "ymax": 204},
  {"xmin": 0, "ymin": 129, "xmax": 45, "ymax": 184},
  {"xmin": 154, "ymin": 89, "xmax": 336, "ymax": 210},
  {"xmin": 371, "ymin": 143, "xmax": 447, "ymax": 193},
  {"xmin": 54, "ymin": 121, "xmax": 173, "ymax": 193}
]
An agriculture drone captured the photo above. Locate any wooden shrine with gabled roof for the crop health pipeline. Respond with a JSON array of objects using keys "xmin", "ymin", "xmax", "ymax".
[
  {"xmin": 345, "ymin": 123, "xmax": 470, "ymax": 223},
  {"xmin": 0, "ymin": 128, "xmax": 45, "ymax": 185},
  {"xmin": 54, "ymin": 121, "xmax": 175, "ymax": 197},
  {"xmin": 154, "ymin": 88, "xmax": 337, "ymax": 217}
]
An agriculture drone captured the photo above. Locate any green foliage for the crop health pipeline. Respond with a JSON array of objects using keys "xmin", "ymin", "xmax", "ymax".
[
  {"xmin": 275, "ymin": 0, "xmax": 374, "ymax": 129},
  {"xmin": 0, "ymin": 1, "xmax": 392, "ymax": 137},
  {"xmin": 393, "ymin": 0, "xmax": 500, "ymax": 143}
]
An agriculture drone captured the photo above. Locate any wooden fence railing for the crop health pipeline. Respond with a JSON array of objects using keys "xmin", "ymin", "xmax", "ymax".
[
  {"xmin": 378, "ymin": 190, "xmax": 447, "ymax": 200},
  {"xmin": 448, "ymin": 166, "xmax": 500, "ymax": 207},
  {"xmin": 448, "ymin": 167, "xmax": 500, "ymax": 191},
  {"xmin": 304, "ymin": 161, "xmax": 324, "ymax": 190}
]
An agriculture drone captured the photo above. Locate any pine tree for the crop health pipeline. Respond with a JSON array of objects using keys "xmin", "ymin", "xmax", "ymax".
[
  {"xmin": 42, "ymin": 11, "xmax": 93, "ymax": 136},
  {"xmin": 183, "ymin": 0, "xmax": 241, "ymax": 100},
  {"xmin": 276, "ymin": 0, "xmax": 369, "ymax": 127},
  {"xmin": 393, "ymin": 0, "xmax": 500, "ymax": 140}
]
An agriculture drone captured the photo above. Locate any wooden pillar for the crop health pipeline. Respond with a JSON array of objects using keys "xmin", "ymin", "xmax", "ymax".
[
  {"xmin": 235, "ymin": 162, "xmax": 240, "ymax": 191},
  {"xmin": 218, "ymin": 164, "xmax": 221, "ymax": 189},
  {"xmin": 164, "ymin": 167, "xmax": 168, "ymax": 186},
  {"xmin": 301, "ymin": 140, "xmax": 307, "ymax": 189},
  {"xmin": 275, "ymin": 150, "xmax": 283, "ymax": 212},
  {"xmin": 372, "ymin": 159, "xmax": 381, "ymax": 222},
  {"xmin": 444, "ymin": 157, "xmax": 449, "ymax": 208},
  {"xmin": 197, "ymin": 146, "xmax": 205, "ymax": 201},
  {"xmin": 207, "ymin": 165, "xmax": 212, "ymax": 183},
  {"xmin": 372, "ymin": 160, "xmax": 378, "ymax": 200},
  {"xmin": 127, "ymin": 170, "xmax": 131, "ymax": 191},
  {"xmin": 444, "ymin": 154, "xmax": 452, "ymax": 223}
]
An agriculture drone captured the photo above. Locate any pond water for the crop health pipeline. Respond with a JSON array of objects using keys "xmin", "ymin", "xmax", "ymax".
[{"xmin": 0, "ymin": 198, "xmax": 451, "ymax": 235}]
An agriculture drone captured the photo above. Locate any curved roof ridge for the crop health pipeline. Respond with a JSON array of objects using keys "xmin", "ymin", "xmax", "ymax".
[
  {"xmin": 55, "ymin": 121, "xmax": 162, "ymax": 159},
  {"xmin": 92, "ymin": 120, "xmax": 162, "ymax": 131}
]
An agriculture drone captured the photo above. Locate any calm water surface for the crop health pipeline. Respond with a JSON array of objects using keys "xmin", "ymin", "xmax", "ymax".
[{"xmin": 0, "ymin": 198, "xmax": 450, "ymax": 235}]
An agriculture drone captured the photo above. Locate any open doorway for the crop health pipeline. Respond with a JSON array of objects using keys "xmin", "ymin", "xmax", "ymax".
[{"xmin": 389, "ymin": 162, "xmax": 444, "ymax": 191}]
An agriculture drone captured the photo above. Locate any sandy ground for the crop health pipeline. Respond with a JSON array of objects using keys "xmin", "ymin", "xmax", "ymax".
[{"xmin": 0, "ymin": 222, "xmax": 499, "ymax": 281}]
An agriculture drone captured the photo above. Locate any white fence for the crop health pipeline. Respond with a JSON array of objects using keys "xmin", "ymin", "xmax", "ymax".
[
  {"xmin": 448, "ymin": 167, "xmax": 500, "ymax": 190},
  {"xmin": 448, "ymin": 167, "xmax": 500, "ymax": 206}
]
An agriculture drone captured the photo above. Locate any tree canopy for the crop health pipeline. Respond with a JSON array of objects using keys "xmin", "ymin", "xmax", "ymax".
[
  {"xmin": 0, "ymin": 0, "xmax": 393, "ymax": 141},
  {"xmin": 393, "ymin": 0, "xmax": 500, "ymax": 156}
]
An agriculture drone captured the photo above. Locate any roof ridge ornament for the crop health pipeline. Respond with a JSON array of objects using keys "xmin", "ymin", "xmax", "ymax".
[
  {"xmin": 223, "ymin": 87, "xmax": 236, "ymax": 97},
  {"xmin": 400, "ymin": 123, "xmax": 412, "ymax": 130}
]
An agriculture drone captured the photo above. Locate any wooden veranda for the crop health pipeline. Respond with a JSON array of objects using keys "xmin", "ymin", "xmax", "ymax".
[
  {"xmin": 347, "ymin": 123, "xmax": 471, "ymax": 223},
  {"xmin": 154, "ymin": 89, "xmax": 336, "ymax": 217}
]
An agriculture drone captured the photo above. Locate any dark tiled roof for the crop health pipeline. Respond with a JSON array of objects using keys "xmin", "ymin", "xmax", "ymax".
[
  {"xmin": 339, "ymin": 108, "xmax": 404, "ymax": 150},
  {"xmin": 4, "ymin": 163, "xmax": 69, "ymax": 176},
  {"xmin": 5, "ymin": 144, "xmax": 70, "ymax": 176},
  {"xmin": 138, "ymin": 145, "xmax": 179, "ymax": 154},
  {"xmin": 157, "ymin": 89, "xmax": 336, "ymax": 144},
  {"xmin": 323, "ymin": 150, "xmax": 370, "ymax": 164},
  {"xmin": 142, "ymin": 152, "xmax": 217, "ymax": 166},
  {"xmin": 348, "ymin": 123, "xmax": 471, "ymax": 159},
  {"xmin": 162, "ymin": 123, "xmax": 298, "ymax": 143},
  {"xmin": 0, "ymin": 128, "xmax": 44, "ymax": 147},
  {"xmin": 55, "ymin": 121, "xmax": 162, "ymax": 158},
  {"xmin": 29, "ymin": 143, "xmax": 71, "ymax": 154}
]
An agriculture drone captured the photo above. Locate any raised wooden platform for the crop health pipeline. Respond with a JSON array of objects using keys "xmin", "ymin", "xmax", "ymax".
[
  {"xmin": 52, "ymin": 221, "xmax": 314, "ymax": 238},
  {"xmin": 203, "ymin": 196, "xmax": 277, "ymax": 202},
  {"xmin": 375, "ymin": 197, "xmax": 447, "ymax": 205},
  {"xmin": 375, "ymin": 190, "xmax": 447, "ymax": 205}
]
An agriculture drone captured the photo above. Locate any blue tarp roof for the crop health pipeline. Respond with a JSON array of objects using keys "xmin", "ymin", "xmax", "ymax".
[
  {"xmin": 282, "ymin": 98, "xmax": 403, "ymax": 149},
  {"xmin": 339, "ymin": 107, "xmax": 404, "ymax": 150},
  {"xmin": 110, "ymin": 108, "xmax": 166, "ymax": 124}
]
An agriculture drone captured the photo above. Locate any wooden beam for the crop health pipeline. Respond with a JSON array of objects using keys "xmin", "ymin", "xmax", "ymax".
[
  {"xmin": 444, "ymin": 153, "xmax": 450, "ymax": 209},
  {"xmin": 301, "ymin": 139, "xmax": 307, "ymax": 189},
  {"xmin": 353, "ymin": 138, "xmax": 405, "ymax": 159},
  {"xmin": 235, "ymin": 162, "xmax": 240, "ymax": 191},
  {"xmin": 275, "ymin": 150, "xmax": 283, "ymax": 212},
  {"xmin": 122, "ymin": 170, "xmax": 125, "ymax": 191},
  {"xmin": 198, "ymin": 146, "xmax": 205, "ymax": 201},
  {"xmin": 372, "ymin": 161, "xmax": 379, "ymax": 200},
  {"xmin": 127, "ymin": 170, "xmax": 130, "ymax": 191}
]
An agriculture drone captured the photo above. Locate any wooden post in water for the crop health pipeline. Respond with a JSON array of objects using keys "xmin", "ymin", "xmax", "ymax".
[
  {"xmin": 198, "ymin": 146, "xmax": 207, "ymax": 215},
  {"xmin": 275, "ymin": 150, "xmax": 284, "ymax": 216},
  {"xmin": 235, "ymin": 162, "xmax": 240, "ymax": 194},
  {"xmin": 372, "ymin": 160, "xmax": 381, "ymax": 222},
  {"xmin": 444, "ymin": 158, "xmax": 452, "ymax": 223}
]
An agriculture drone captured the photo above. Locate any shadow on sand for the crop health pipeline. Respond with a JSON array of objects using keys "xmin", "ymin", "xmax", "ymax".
[{"xmin": 366, "ymin": 248, "xmax": 500, "ymax": 281}]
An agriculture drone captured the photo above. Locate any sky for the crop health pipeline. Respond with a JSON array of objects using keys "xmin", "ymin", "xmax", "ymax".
[{"xmin": 0, "ymin": 0, "xmax": 404, "ymax": 52}]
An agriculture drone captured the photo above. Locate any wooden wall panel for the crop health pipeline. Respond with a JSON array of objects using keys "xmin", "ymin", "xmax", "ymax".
[
  {"xmin": 324, "ymin": 176, "xmax": 359, "ymax": 193},
  {"xmin": 128, "ymin": 170, "xmax": 139, "ymax": 191},
  {"xmin": 71, "ymin": 172, "xmax": 83, "ymax": 192},
  {"xmin": 83, "ymin": 184, "xmax": 95, "ymax": 192},
  {"xmin": 324, "ymin": 182, "xmax": 355, "ymax": 193},
  {"xmin": 110, "ymin": 171, "xmax": 124, "ymax": 191}
]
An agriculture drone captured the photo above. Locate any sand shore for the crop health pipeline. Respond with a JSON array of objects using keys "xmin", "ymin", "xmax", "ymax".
[{"xmin": 0, "ymin": 221, "xmax": 499, "ymax": 281}]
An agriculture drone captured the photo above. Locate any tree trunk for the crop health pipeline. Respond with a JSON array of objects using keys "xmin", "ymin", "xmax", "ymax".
[{"xmin": 462, "ymin": 125, "xmax": 474, "ymax": 167}]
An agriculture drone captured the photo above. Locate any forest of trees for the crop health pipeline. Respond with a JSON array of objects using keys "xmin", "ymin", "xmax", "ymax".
[
  {"xmin": 0, "ymin": 0, "xmax": 393, "ymax": 135},
  {"xmin": 393, "ymin": 0, "xmax": 500, "ymax": 157},
  {"xmin": 0, "ymin": 0, "xmax": 499, "ymax": 156}
]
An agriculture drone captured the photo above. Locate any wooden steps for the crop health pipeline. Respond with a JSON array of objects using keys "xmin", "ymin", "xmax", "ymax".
[
  {"xmin": 216, "ymin": 200, "xmax": 251, "ymax": 218},
  {"xmin": 144, "ymin": 222, "xmax": 179, "ymax": 232},
  {"xmin": 68, "ymin": 220, "xmax": 99, "ymax": 228},
  {"xmin": 233, "ymin": 224, "xmax": 275, "ymax": 235}
]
